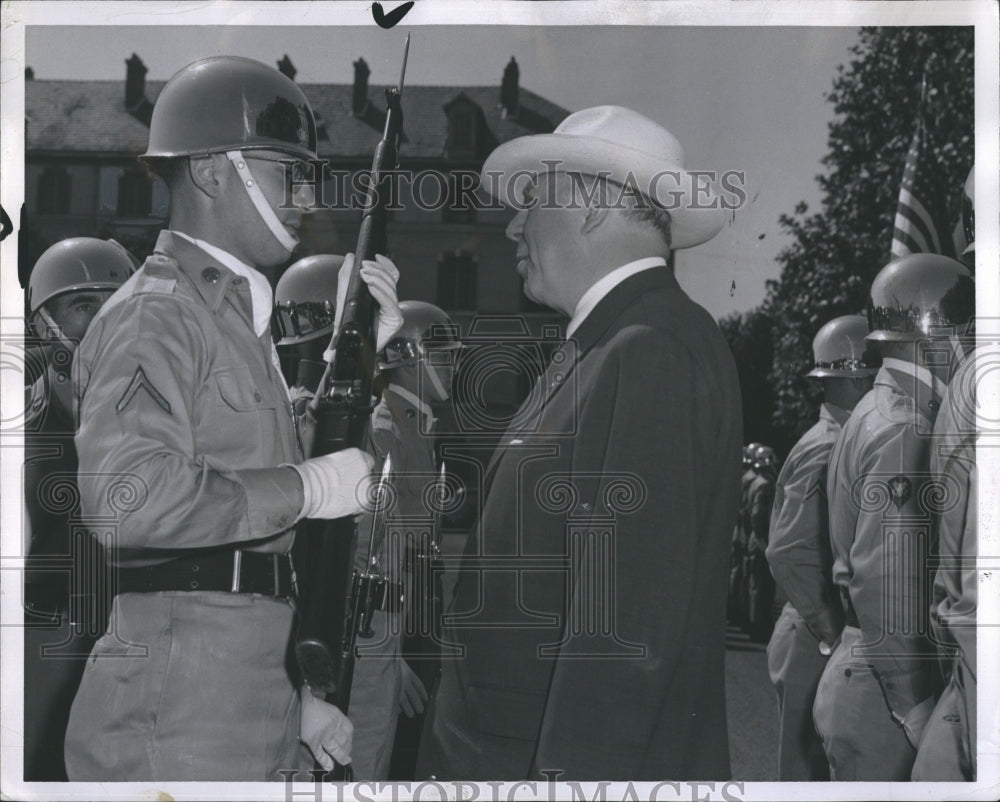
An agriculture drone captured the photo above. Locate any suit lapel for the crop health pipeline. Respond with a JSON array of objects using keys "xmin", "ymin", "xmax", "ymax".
[{"xmin": 482, "ymin": 267, "xmax": 679, "ymax": 491}]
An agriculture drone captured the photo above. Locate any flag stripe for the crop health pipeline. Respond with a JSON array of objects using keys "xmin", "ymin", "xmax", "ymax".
[
  {"xmin": 898, "ymin": 188, "xmax": 942, "ymax": 252},
  {"xmin": 892, "ymin": 217, "xmax": 928, "ymax": 256},
  {"xmin": 891, "ymin": 116, "xmax": 955, "ymax": 259}
]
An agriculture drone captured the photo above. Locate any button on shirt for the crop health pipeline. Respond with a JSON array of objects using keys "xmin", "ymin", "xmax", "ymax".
[
  {"xmin": 826, "ymin": 362, "xmax": 945, "ymax": 669},
  {"xmin": 765, "ymin": 403, "xmax": 849, "ymax": 645}
]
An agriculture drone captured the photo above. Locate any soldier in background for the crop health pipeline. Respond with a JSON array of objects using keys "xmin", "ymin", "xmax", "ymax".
[
  {"xmin": 273, "ymin": 253, "xmax": 344, "ymax": 403},
  {"xmin": 765, "ymin": 315, "xmax": 878, "ymax": 780},
  {"xmin": 23, "ymin": 238, "xmax": 134, "ymax": 779},
  {"xmin": 814, "ymin": 254, "xmax": 975, "ymax": 780},
  {"xmin": 351, "ymin": 301, "xmax": 461, "ymax": 779},
  {"xmin": 745, "ymin": 444, "xmax": 778, "ymax": 642},
  {"xmin": 911, "ymin": 196, "xmax": 979, "ymax": 781},
  {"xmin": 728, "ymin": 443, "xmax": 760, "ymax": 627}
]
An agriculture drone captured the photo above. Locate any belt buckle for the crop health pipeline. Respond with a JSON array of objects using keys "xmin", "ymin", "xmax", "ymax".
[{"xmin": 231, "ymin": 550, "xmax": 243, "ymax": 593}]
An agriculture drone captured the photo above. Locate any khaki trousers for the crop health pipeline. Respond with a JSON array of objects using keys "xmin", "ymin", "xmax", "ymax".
[
  {"xmin": 766, "ymin": 604, "xmax": 830, "ymax": 780},
  {"xmin": 65, "ymin": 591, "xmax": 299, "ymax": 781}
]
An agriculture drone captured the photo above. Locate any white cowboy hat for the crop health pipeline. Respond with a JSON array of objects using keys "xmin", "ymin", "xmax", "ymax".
[{"xmin": 480, "ymin": 105, "xmax": 726, "ymax": 249}]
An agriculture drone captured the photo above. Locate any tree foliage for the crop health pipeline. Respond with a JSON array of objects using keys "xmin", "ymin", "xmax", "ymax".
[
  {"xmin": 733, "ymin": 26, "xmax": 974, "ymax": 449},
  {"xmin": 719, "ymin": 310, "xmax": 781, "ymax": 449}
]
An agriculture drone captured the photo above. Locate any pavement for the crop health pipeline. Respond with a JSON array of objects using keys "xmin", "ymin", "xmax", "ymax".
[{"xmin": 725, "ymin": 623, "xmax": 780, "ymax": 781}]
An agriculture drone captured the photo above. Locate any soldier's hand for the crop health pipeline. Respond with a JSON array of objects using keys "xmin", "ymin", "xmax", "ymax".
[
  {"xmin": 290, "ymin": 448, "xmax": 374, "ymax": 521},
  {"xmin": 332, "ymin": 253, "xmax": 404, "ymax": 352},
  {"xmin": 299, "ymin": 687, "xmax": 353, "ymax": 771},
  {"xmin": 398, "ymin": 661, "xmax": 429, "ymax": 718}
]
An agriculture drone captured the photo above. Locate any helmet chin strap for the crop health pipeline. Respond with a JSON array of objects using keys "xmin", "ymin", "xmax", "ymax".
[
  {"xmin": 422, "ymin": 360, "xmax": 450, "ymax": 401},
  {"xmin": 226, "ymin": 151, "xmax": 298, "ymax": 253},
  {"xmin": 35, "ymin": 307, "xmax": 77, "ymax": 353}
]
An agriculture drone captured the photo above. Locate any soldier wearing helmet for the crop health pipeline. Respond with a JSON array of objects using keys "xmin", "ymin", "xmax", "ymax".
[
  {"xmin": 347, "ymin": 300, "xmax": 460, "ymax": 780},
  {"xmin": 728, "ymin": 442, "xmax": 763, "ymax": 626},
  {"xmin": 815, "ymin": 255, "xmax": 975, "ymax": 780},
  {"xmin": 65, "ymin": 56, "xmax": 405, "ymax": 781},
  {"xmin": 21, "ymin": 238, "xmax": 133, "ymax": 781},
  {"xmin": 274, "ymin": 253, "xmax": 345, "ymax": 415},
  {"xmin": 912, "ymin": 337, "xmax": 984, "ymax": 781},
  {"xmin": 764, "ymin": 314, "xmax": 877, "ymax": 780},
  {"xmin": 740, "ymin": 444, "xmax": 778, "ymax": 642}
]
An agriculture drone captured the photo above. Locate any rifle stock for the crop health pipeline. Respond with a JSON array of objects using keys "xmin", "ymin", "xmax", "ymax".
[{"xmin": 292, "ymin": 35, "xmax": 410, "ymax": 780}]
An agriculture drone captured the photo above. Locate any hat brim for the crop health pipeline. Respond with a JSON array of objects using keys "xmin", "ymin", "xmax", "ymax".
[
  {"xmin": 806, "ymin": 367, "xmax": 879, "ymax": 379},
  {"xmin": 481, "ymin": 134, "xmax": 726, "ymax": 249}
]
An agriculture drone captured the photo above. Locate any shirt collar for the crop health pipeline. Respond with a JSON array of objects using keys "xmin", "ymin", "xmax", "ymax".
[
  {"xmin": 171, "ymin": 231, "xmax": 274, "ymax": 337},
  {"xmin": 881, "ymin": 357, "xmax": 946, "ymax": 399},
  {"xmin": 566, "ymin": 257, "xmax": 667, "ymax": 338},
  {"xmin": 820, "ymin": 402, "xmax": 851, "ymax": 428}
]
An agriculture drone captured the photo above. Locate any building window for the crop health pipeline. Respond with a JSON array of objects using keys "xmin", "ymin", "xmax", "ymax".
[
  {"xmin": 117, "ymin": 171, "xmax": 152, "ymax": 217},
  {"xmin": 437, "ymin": 250, "xmax": 478, "ymax": 311},
  {"xmin": 445, "ymin": 103, "xmax": 477, "ymax": 158},
  {"xmin": 36, "ymin": 167, "xmax": 71, "ymax": 215},
  {"xmin": 452, "ymin": 108, "xmax": 474, "ymax": 149},
  {"xmin": 442, "ymin": 172, "xmax": 477, "ymax": 225}
]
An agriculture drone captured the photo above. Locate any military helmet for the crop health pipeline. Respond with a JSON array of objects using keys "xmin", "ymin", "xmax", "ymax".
[
  {"xmin": 378, "ymin": 301, "xmax": 462, "ymax": 370},
  {"xmin": 142, "ymin": 56, "xmax": 318, "ymax": 163},
  {"xmin": 752, "ymin": 444, "xmax": 778, "ymax": 471},
  {"xmin": 28, "ymin": 238, "xmax": 135, "ymax": 317},
  {"xmin": 866, "ymin": 254, "xmax": 974, "ymax": 342},
  {"xmin": 273, "ymin": 253, "xmax": 344, "ymax": 346},
  {"xmin": 807, "ymin": 315, "xmax": 880, "ymax": 378}
]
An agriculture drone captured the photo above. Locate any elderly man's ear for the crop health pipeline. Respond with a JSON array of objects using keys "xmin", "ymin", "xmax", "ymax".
[{"xmin": 580, "ymin": 204, "xmax": 610, "ymax": 235}]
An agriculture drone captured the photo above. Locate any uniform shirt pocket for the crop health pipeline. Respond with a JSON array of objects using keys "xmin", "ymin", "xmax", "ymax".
[
  {"xmin": 207, "ymin": 367, "xmax": 284, "ymax": 464},
  {"xmin": 215, "ymin": 368, "xmax": 278, "ymax": 412}
]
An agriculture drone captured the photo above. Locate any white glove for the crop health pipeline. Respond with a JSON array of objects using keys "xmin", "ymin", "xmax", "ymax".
[
  {"xmin": 290, "ymin": 448, "xmax": 374, "ymax": 521},
  {"xmin": 299, "ymin": 687, "xmax": 353, "ymax": 770},
  {"xmin": 331, "ymin": 253, "xmax": 404, "ymax": 354}
]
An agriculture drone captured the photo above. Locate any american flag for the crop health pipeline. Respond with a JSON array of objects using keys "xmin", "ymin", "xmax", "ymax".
[{"xmin": 891, "ymin": 117, "xmax": 955, "ymax": 259}]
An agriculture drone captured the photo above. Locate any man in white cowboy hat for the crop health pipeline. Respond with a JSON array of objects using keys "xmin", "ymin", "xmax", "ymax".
[{"xmin": 417, "ymin": 105, "xmax": 742, "ymax": 779}]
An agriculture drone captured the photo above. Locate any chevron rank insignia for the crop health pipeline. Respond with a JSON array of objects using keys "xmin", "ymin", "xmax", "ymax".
[
  {"xmin": 888, "ymin": 475, "xmax": 912, "ymax": 510},
  {"xmin": 116, "ymin": 366, "xmax": 171, "ymax": 415}
]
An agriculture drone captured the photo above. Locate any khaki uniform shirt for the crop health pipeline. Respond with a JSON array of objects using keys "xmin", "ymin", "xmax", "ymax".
[
  {"xmin": 74, "ymin": 231, "xmax": 303, "ymax": 566},
  {"xmin": 929, "ymin": 350, "xmax": 978, "ymax": 678},
  {"xmin": 766, "ymin": 403, "xmax": 848, "ymax": 645},
  {"xmin": 827, "ymin": 362, "xmax": 944, "ymax": 671}
]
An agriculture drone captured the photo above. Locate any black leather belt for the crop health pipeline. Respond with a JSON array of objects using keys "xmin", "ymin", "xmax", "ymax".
[{"xmin": 116, "ymin": 549, "xmax": 296, "ymax": 599}]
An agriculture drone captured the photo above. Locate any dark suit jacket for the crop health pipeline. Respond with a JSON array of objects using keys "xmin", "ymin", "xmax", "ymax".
[{"xmin": 419, "ymin": 266, "xmax": 743, "ymax": 780}]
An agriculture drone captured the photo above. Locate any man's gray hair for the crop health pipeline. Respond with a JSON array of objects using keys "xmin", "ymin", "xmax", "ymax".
[{"xmin": 587, "ymin": 174, "xmax": 672, "ymax": 250}]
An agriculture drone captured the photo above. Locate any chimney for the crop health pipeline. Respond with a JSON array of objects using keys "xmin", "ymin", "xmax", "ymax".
[
  {"xmin": 25, "ymin": 66, "xmax": 34, "ymax": 80},
  {"xmin": 277, "ymin": 55, "xmax": 297, "ymax": 82},
  {"xmin": 352, "ymin": 58, "xmax": 371, "ymax": 117},
  {"xmin": 500, "ymin": 57, "xmax": 519, "ymax": 118},
  {"xmin": 125, "ymin": 53, "xmax": 147, "ymax": 110}
]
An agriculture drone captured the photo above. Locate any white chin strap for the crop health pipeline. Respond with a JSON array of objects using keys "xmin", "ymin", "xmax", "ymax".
[
  {"xmin": 36, "ymin": 307, "xmax": 77, "ymax": 352},
  {"xmin": 423, "ymin": 360, "xmax": 450, "ymax": 400},
  {"xmin": 226, "ymin": 151, "xmax": 298, "ymax": 253}
]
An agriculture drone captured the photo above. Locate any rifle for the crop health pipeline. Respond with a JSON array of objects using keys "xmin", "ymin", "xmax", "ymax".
[{"xmin": 292, "ymin": 34, "xmax": 410, "ymax": 779}]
